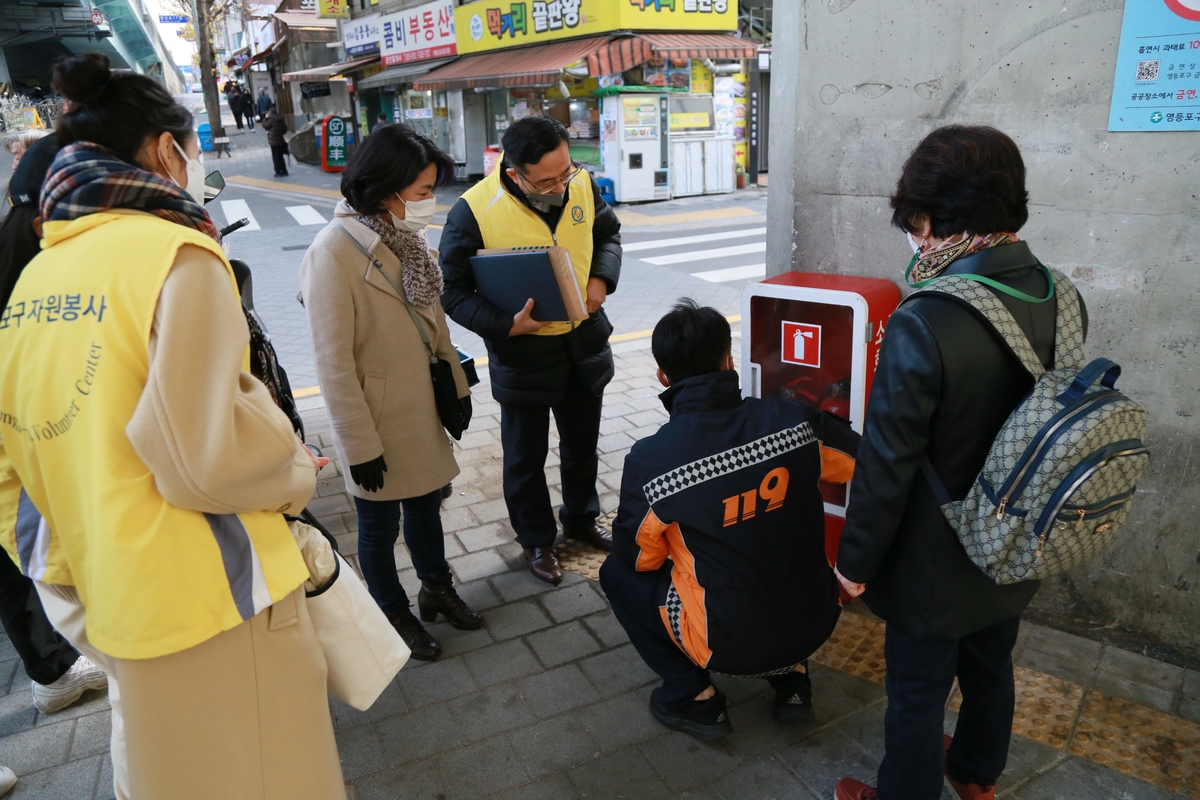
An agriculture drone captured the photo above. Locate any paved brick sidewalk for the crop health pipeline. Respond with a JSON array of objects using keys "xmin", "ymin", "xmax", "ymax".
[{"xmin": 3, "ymin": 347, "xmax": 1197, "ymax": 799}]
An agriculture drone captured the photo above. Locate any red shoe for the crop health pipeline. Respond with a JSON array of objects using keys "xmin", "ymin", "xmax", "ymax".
[
  {"xmin": 834, "ymin": 778, "xmax": 878, "ymax": 800},
  {"xmin": 943, "ymin": 735, "xmax": 996, "ymax": 800}
]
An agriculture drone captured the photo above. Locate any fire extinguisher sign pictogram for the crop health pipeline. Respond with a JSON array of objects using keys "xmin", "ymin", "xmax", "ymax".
[{"xmin": 781, "ymin": 321, "xmax": 821, "ymax": 368}]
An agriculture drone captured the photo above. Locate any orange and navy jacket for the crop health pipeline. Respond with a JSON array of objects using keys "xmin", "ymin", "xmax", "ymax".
[{"xmin": 611, "ymin": 370, "xmax": 858, "ymax": 676}]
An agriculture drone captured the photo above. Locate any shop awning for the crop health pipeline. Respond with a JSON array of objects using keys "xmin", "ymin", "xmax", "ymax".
[
  {"xmin": 356, "ymin": 57, "xmax": 457, "ymax": 90},
  {"xmin": 248, "ymin": 42, "xmax": 276, "ymax": 66},
  {"xmin": 283, "ymin": 55, "xmax": 380, "ymax": 82},
  {"xmin": 414, "ymin": 36, "xmax": 608, "ymax": 91},
  {"xmin": 588, "ymin": 33, "xmax": 758, "ymax": 76},
  {"xmin": 271, "ymin": 12, "xmax": 338, "ymax": 30},
  {"xmin": 226, "ymin": 47, "xmax": 251, "ymax": 69}
]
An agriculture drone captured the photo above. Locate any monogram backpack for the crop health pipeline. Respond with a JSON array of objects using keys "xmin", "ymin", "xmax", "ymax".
[{"xmin": 913, "ymin": 269, "xmax": 1149, "ymax": 584}]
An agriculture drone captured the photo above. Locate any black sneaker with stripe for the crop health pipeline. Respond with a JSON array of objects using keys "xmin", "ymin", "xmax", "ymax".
[{"xmin": 649, "ymin": 687, "xmax": 734, "ymax": 741}]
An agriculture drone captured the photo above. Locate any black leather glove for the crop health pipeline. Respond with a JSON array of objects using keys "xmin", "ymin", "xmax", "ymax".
[
  {"xmin": 460, "ymin": 396, "xmax": 473, "ymax": 429},
  {"xmin": 349, "ymin": 456, "xmax": 387, "ymax": 494}
]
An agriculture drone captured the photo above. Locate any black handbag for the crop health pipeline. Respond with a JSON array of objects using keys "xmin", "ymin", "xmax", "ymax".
[{"xmin": 335, "ymin": 224, "xmax": 470, "ymax": 439}]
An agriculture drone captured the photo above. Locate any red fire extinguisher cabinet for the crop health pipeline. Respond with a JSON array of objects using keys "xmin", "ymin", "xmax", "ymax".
[{"xmin": 741, "ymin": 273, "xmax": 900, "ymax": 582}]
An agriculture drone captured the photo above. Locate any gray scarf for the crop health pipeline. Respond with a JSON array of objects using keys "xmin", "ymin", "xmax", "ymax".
[{"xmin": 355, "ymin": 214, "xmax": 444, "ymax": 307}]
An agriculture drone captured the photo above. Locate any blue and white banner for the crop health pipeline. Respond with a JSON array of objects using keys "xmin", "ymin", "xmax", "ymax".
[{"xmin": 1108, "ymin": 0, "xmax": 1200, "ymax": 131}]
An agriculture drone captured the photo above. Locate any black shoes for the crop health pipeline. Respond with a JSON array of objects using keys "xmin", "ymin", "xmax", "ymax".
[
  {"xmin": 770, "ymin": 663, "xmax": 814, "ymax": 722},
  {"xmin": 649, "ymin": 687, "xmax": 734, "ymax": 741},
  {"xmin": 418, "ymin": 575, "xmax": 483, "ymax": 630},
  {"xmin": 385, "ymin": 605, "xmax": 441, "ymax": 661}
]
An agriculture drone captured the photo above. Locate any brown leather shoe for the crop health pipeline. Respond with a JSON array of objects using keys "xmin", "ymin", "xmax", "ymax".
[
  {"xmin": 524, "ymin": 547, "xmax": 563, "ymax": 584},
  {"xmin": 564, "ymin": 521, "xmax": 614, "ymax": 552}
]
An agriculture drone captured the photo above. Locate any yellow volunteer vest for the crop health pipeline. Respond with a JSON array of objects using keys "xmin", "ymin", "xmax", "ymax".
[
  {"xmin": 462, "ymin": 162, "xmax": 595, "ymax": 337},
  {"xmin": 0, "ymin": 212, "xmax": 308, "ymax": 660}
]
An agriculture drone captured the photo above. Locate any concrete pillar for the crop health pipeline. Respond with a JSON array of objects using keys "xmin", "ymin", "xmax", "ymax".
[{"xmin": 768, "ymin": 0, "xmax": 1200, "ymax": 661}]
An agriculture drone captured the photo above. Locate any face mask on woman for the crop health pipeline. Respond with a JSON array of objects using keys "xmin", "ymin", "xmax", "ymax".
[
  {"xmin": 391, "ymin": 194, "xmax": 436, "ymax": 232},
  {"xmin": 170, "ymin": 139, "xmax": 206, "ymax": 206}
]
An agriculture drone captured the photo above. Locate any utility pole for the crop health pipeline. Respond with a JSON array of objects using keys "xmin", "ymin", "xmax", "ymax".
[{"xmin": 194, "ymin": 0, "xmax": 225, "ymax": 138}]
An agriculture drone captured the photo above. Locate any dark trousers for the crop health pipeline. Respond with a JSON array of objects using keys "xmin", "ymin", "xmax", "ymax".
[
  {"xmin": 270, "ymin": 144, "xmax": 288, "ymax": 176},
  {"xmin": 600, "ymin": 555, "xmax": 708, "ymax": 706},
  {"xmin": 0, "ymin": 551, "xmax": 78, "ymax": 685},
  {"xmin": 354, "ymin": 489, "xmax": 450, "ymax": 614},
  {"xmin": 877, "ymin": 615, "xmax": 1022, "ymax": 799},
  {"xmin": 500, "ymin": 368, "xmax": 602, "ymax": 549},
  {"xmin": 230, "ymin": 107, "xmax": 243, "ymax": 130},
  {"xmin": 245, "ymin": 110, "xmax": 255, "ymax": 130}
]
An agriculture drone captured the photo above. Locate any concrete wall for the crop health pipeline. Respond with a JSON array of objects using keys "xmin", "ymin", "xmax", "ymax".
[{"xmin": 768, "ymin": 0, "xmax": 1200, "ymax": 662}]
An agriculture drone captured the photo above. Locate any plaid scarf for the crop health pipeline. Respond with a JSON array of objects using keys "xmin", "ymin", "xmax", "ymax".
[{"xmin": 40, "ymin": 142, "xmax": 220, "ymax": 242}]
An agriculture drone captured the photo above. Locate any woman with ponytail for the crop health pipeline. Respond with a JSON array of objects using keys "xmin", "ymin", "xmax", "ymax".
[{"xmin": 0, "ymin": 53, "xmax": 344, "ymax": 800}]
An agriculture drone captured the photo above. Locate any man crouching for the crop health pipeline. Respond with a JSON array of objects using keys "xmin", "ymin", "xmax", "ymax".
[{"xmin": 599, "ymin": 299, "xmax": 859, "ymax": 740}]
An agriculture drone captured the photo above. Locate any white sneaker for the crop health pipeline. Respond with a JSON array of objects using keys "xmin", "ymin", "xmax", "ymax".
[
  {"xmin": 30, "ymin": 655, "xmax": 108, "ymax": 714},
  {"xmin": 0, "ymin": 765, "xmax": 16, "ymax": 797}
]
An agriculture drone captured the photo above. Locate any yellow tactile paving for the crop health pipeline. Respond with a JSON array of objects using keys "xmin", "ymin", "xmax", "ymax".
[
  {"xmin": 1071, "ymin": 691, "xmax": 1200, "ymax": 798},
  {"xmin": 565, "ymin": 507, "xmax": 1199, "ymax": 797}
]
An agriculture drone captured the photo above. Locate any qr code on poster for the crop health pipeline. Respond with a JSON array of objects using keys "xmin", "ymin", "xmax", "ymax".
[{"xmin": 1136, "ymin": 60, "xmax": 1160, "ymax": 82}]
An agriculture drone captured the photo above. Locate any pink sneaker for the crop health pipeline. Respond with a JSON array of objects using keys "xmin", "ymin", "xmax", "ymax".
[
  {"xmin": 834, "ymin": 777, "xmax": 878, "ymax": 800},
  {"xmin": 943, "ymin": 735, "xmax": 996, "ymax": 800}
]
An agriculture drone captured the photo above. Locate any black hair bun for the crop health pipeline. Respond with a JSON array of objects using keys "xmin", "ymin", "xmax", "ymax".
[{"xmin": 52, "ymin": 53, "xmax": 112, "ymax": 105}]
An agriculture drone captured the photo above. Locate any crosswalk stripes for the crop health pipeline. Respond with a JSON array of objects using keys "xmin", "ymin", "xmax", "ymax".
[
  {"xmin": 642, "ymin": 241, "xmax": 766, "ymax": 266},
  {"xmin": 218, "ymin": 199, "xmax": 261, "ymax": 232},
  {"xmin": 286, "ymin": 205, "xmax": 328, "ymax": 226},
  {"xmin": 622, "ymin": 227, "xmax": 767, "ymax": 253},
  {"xmin": 692, "ymin": 264, "xmax": 766, "ymax": 283}
]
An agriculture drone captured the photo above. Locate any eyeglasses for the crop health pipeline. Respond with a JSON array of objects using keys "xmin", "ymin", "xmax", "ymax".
[{"xmin": 518, "ymin": 160, "xmax": 582, "ymax": 194}]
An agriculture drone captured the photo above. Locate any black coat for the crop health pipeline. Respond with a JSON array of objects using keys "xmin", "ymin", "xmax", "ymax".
[
  {"xmin": 837, "ymin": 241, "xmax": 1088, "ymax": 640},
  {"xmin": 263, "ymin": 112, "xmax": 288, "ymax": 147},
  {"xmin": 439, "ymin": 167, "xmax": 622, "ymax": 406}
]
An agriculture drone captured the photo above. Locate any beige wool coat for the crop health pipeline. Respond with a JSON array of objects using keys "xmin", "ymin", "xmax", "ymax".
[{"xmin": 300, "ymin": 202, "xmax": 469, "ymax": 501}]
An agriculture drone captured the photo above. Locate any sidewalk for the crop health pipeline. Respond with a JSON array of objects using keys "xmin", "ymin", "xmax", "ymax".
[{"xmin": 2, "ymin": 346, "xmax": 1198, "ymax": 799}]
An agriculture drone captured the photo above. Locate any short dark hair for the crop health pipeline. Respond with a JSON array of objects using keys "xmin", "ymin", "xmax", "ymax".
[
  {"xmin": 340, "ymin": 124, "xmax": 455, "ymax": 215},
  {"xmin": 376, "ymin": 112, "xmax": 388, "ymax": 121},
  {"xmin": 652, "ymin": 298, "xmax": 732, "ymax": 384},
  {"xmin": 501, "ymin": 115, "xmax": 569, "ymax": 170},
  {"xmin": 52, "ymin": 52, "xmax": 194, "ymax": 165},
  {"xmin": 890, "ymin": 125, "xmax": 1029, "ymax": 239}
]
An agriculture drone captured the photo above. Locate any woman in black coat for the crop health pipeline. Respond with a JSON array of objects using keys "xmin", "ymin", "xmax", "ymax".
[{"xmin": 240, "ymin": 88, "xmax": 256, "ymax": 131}]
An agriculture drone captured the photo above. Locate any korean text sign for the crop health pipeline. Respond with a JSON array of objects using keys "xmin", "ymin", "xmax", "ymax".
[
  {"xmin": 343, "ymin": 13, "xmax": 380, "ymax": 56},
  {"xmin": 322, "ymin": 116, "xmax": 349, "ymax": 172},
  {"xmin": 456, "ymin": 0, "xmax": 735, "ymax": 56},
  {"xmin": 318, "ymin": 0, "xmax": 349, "ymax": 20},
  {"xmin": 380, "ymin": 0, "xmax": 456, "ymax": 66},
  {"xmin": 1108, "ymin": 0, "xmax": 1200, "ymax": 131}
]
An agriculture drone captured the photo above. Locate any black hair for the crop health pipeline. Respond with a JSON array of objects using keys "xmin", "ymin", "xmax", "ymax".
[
  {"xmin": 376, "ymin": 112, "xmax": 388, "ymax": 121},
  {"xmin": 652, "ymin": 298, "xmax": 732, "ymax": 384},
  {"xmin": 340, "ymin": 125, "xmax": 455, "ymax": 215},
  {"xmin": 0, "ymin": 204, "xmax": 42, "ymax": 310},
  {"xmin": 501, "ymin": 116, "xmax": 569, "ymax": 170},
  {"xmin": 52, "ymin": 53, "xmax": 195, "ymax": 166},
  {"xmin": 890, "ymin": 125, "xmax": 1029, "ymax": 239}
]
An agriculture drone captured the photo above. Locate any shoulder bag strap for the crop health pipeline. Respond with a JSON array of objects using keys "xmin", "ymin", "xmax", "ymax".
[{"xmin": 334, "ymin": 222, "xmax": 437, "ymax": 366}]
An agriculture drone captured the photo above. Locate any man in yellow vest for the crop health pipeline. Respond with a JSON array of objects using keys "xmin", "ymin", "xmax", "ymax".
[{"xmin": 441, "ymin": 116, "xmax": 621, "ymax": 584}]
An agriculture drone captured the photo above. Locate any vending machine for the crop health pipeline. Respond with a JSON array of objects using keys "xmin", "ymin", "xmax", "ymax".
[
  {"xmin": 741, "ymin": 273, "xmax": 901, "ymax": 574},
  {"xmin": 600, "ymin": 94, "xmax": 671, "ymax": 203}
]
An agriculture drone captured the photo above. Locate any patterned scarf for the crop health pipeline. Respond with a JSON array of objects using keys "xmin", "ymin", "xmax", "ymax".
[
  {"xmin": 909, "ymin": 232, "xmax": 1020, "ymax": 283},
  {"xmin": 40, "ymin": 142, "xmax": 220, "ymax": 242},
  {"xmin": 355, "ymin": 213, "xmax": 443, "ymax": 307}
]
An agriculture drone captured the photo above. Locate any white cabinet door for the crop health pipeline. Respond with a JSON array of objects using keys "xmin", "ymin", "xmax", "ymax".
[
  {"xmin": 671, "ymin": 140, "xmax": 705, "ymax": 197},
  {"xmin": 703, "ymin": 138, "xmax": 735, "ymax": 194}
]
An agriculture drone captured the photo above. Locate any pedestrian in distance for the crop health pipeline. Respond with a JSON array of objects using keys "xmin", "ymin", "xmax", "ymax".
[
  {"xmin": 255, "ymin": 87, "xmax": 274, "ymax": 120},
  {"xmin": 440, "ymin": 114, "xmax": 621, "ymax": 585},
  {"xmin": 373, "ymin": 111, "xmax": 389, "ymax": 133},
  {"xmin": 300, "ymin": 125, "xmax": 480, "ymax": 662},
  {"xmin": 227, "ymin": 84, "xmax": 244, "ymax": 131},
  {"xmin": 0, "ymin": 52, "xmax": 344, "ymax": 800},
  {"xmin": 601, "ymin": 299, "xmax": 859, "ymax": 741},
  {"xmin": 0, "ymin": 135, "xmax": 109, "ymax": 715},
  {"xmin": 240, "ymin": 87, "xmax": 256, "ymax": 131},
  {"xmin": 3, "ymin": 129, "xmax": 48, "ymax": 170},
  {"xmin": 264, "ymin": 107, "xmax": 289, "ymax": 177},
  {"xmin": 834, "ymin": 125, "xmax": 1088, "ymax": 800}
]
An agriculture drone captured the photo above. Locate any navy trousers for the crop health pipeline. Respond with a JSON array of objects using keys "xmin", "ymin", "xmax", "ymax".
[
  {"xmin": 877, "ymin": 614, "xmax": 1022, "ymax": 799},
  {"xmin": 499, "ymin": 367, "xmax": 602, "ymax": 549},
  {"xmin": 354, "ymin": 489, "xmax": 450, "ymax": 613}
]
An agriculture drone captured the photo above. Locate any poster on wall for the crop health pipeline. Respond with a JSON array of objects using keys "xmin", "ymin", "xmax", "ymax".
[
  {"xmin": 380, "ymin": 0, "xmax": 456, "ymax": 66},
  {"xmin": 1108, "ymin": 0, "xmax": 1200, "ymax": 131}
]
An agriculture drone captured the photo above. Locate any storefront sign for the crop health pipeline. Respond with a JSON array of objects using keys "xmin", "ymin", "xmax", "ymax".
[
  {"xmin": 669, "ymin": 111, "xmax": 711, "ymax": 129},
  {"xmin": 159, "ymin": 14, "xmax": 188, "ymax": 23},
  {"xmin": 380, "ymin": 0, "xmax": 456, "ymax": 66},
  {"xmin": 457, "ymin": 0, "xmax": 735, "ymax": 55},
  {"xmin": 1108, "ymin": 0, "xmax": 1200, "ymax": 130},
  {"xmin": 407, "ymin": 107, "xmax": 433, "ymax": 118},
  {"xmin": 690, "ymin": 59, "xmax": 713, "ymax": 94},
  {"xmin": 322, "ymin": 116, "xmax": 349, "ymax": 171},
  {"xmin": 301, "ymin": 81, "xmax": 332, "ymax": 99},
  {"xmin": 317, "ymin": 0, "xmax": 349, "ymax": 19},
  {"xmin": 343, "ymin": 13, "xmax": 380, "ymax": 55}
]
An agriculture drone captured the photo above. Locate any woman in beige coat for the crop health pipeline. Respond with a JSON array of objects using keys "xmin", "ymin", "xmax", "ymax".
[{"xmin": 300, "ymin": 126, "xmax": 480, "ymax": 660}]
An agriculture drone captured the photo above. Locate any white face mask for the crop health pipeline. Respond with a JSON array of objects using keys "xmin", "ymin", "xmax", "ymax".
[
  {"xmin": 391, "ymin": 194, "xmax": 436, "ymax": 232},
  {"xmin": 171, "ymin": 139, "xmax": 206, "ymax": 206},
  {"xmin": 906, "ymin": 231, "xmax": 922, "ymax": 254}
]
